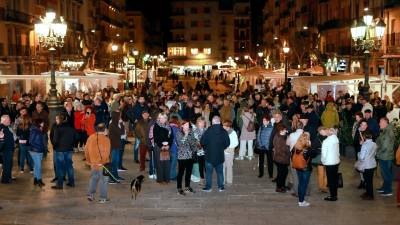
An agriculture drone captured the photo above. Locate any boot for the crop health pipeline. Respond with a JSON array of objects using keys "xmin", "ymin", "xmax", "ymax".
[
  {"xmin": 357, "ymin": 181, "xmax": 365, "ymax": 189},
  {"xmin": 38, "ymin": 179, "xmax": 45, "ymax": 187},
  {"xmin": 33, "ymin": 178, "xmax": 38, "ymax": 186}
]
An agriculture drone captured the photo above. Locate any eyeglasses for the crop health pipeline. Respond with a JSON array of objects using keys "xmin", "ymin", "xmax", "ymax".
[{"xmin": 86, "ymin": 112, "xmax": 91, "ymax": 114}]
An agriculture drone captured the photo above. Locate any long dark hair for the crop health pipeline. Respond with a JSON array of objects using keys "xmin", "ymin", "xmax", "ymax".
[
  {"xmin": 19, "ymin": 115, "xmax": 31, "ymax": 130},
  {"xmin": 180, "ymin": 119, "xmax": 191, "ymax": 133}
]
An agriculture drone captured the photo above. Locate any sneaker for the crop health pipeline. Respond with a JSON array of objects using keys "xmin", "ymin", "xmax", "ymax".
[
  {"xmin": 247, "ymin": 156, "xmax": 253, "ymax": 161},
  {"xmin": 20, "ymin": 170, "xmax": 24, "ymax": 174},
  {"xmin": 380, "ymin": 192, "xmax": 393, "ymax": 197},
  {"xmin": 191, "ymin": 175, "xmax": 200, "ymax": 183},
  {"xmin": 148, "ymin": 174, "xmax": 156, "ymax": 179},
  {"xmin": 98, "ymin": 199, "xmax": 110, "ymax": 204},
  {"xmin": 218, "ymin": 187, "xmax": 225, "ymax": 192},
  {"xmin": 118, "ymin": 167, "xmax": 128, "ymax": 172},
  {"xmin": 298, "ymin": 201, "xmax": 310, "ymax": 207},
  {"xmin": 178, "ymin": 189, "xmax": 186, "ymax": 196},
  {"xmin": 87, "ymin": 194, "xmax": 95, "ymax": 202},
  {"xmin": 202, "ymin": 188, "xmax": 212, "ymax": 193},
  {"xmin": 376, "ymin": 189, "xmax": 385, "ymax": 193},
  {"xmin": 29, "ymin": 170, "xmax": 33, "ymax": 174},
  {"xmin": 235, "ymin": 156, "xmax": 244, "ymax": 160},
  {"xmin": 185, "ymin": 187, "xmax": 196, "ymax": 193},
  {"xmin": 108, "ymin": 180, "xmax": 119, "ymax": 184}
]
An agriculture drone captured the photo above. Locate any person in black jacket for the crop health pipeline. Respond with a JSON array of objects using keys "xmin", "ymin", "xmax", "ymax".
[
  {"xmin": 153, "ymin": 113, "xmax": 173, "ymax": 183},
  {"xmin": 52, "ymin": 113, "xmax": 77, "ymax": 189},
  {"xmin": 200, "ymin": 116, "xmax": 230, "ymax": 192},
  {"xmin": 16, "ymin": 115, "xmax": 33, "ymax": 173},
  {"xmin": 0, "ymin": 115, "xmax": 15, "ymax": 184}
]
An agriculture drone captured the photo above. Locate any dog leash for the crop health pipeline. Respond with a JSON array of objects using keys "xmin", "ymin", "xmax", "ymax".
[{"xmin": 101, "ymin": 165, "xmax": 118, "ymax": 182}]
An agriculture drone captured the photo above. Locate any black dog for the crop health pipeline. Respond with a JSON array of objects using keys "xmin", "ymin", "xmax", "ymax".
[{"xmin": 130, "ymin": 175, "xmax": 145, "ymax": 200}]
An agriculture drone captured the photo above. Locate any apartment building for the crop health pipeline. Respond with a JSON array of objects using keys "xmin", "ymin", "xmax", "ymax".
[
  {"xmin": 262, "ymin": 0, "xmax": 400, "ymax": 76},
  {"xmin": 168, "ymin": 0, "xmax": 250, "ymax": 69}
]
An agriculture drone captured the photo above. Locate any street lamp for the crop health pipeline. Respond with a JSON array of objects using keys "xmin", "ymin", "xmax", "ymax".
[
  {"xmin": 244, "ymin": 55, "xmax": 249, "ymax": 70},
  {"xmin": 35, "ymin": 11, "xmax": 67, "ymax": 110},
  {"xmin": 350, "ymin": 9, "xmax": 385, "ymax": 100},
  {"xmin": 111, "ymin": 44, "xmax": 118, "ymax": 73},
  {"xmin": 133, "ymin": 50, "xmax": 139, "ymax": 85},
  {"xmin": 283, "ymin": 45, "xmax": 290, "ymax": 90},
  {"xmin": 258, "ymin": 52, "xmax": 263, "ymax": 67}
]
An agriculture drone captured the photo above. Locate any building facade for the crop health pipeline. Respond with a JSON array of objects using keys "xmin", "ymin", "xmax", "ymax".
[
  {"xmin": 262, "ymin": 0, "xmax": 400, "ymax": 77},
  {"xmin": 168, "ymin": 0, "xmax": 250, "ymax": 69}
]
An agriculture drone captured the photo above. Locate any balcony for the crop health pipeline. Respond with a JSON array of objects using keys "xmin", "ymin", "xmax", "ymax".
[
  {"xmin": 99, "ymin": 14, "xmax": 123, "ymax": 28},
  {"xmin": 385, "ymin": 0, "xmax": 400, "ymax": 8},
  {"xmin": 0, "ymin": 8, "xmax": 33, "ymax": 25},
  {"xmin": 8, "ymin": 45, "xmax": 34, "ymax": 57},
  {"xmin": 318, "ymin": 19, "xmax": 351, "ymax": 31},
  {"xmin": 102, "ymin": 0, "xmax": 122, "ymax": 11},
  {"xmin": 67, "ymin": 20, "xmax": 84, "ymax": 31}
]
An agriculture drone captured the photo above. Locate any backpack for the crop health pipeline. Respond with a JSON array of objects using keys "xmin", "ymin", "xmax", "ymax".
[
  {"xmin": 244, "ymin": 114, "xmax": 255, "ymax": 132},
  {"xmin": 292, "ymin": 148, "xmax": 307, "ymax": 169}
]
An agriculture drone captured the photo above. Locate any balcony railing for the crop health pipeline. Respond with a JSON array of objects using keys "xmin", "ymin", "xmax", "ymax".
[
  {"xmin": 318, "ymin": 19, "xmax": 351, "ymax": 31},
  {"xmin": 67, "ymin": 20, "xmax": 84, "ymax": 31},
  {"xmin": 99, "ymin": 14, "xmax": 123, "ymax": 28},
  {"xmin": 0, "ymin": 7, "xmax": 33, "ymax": 25}
]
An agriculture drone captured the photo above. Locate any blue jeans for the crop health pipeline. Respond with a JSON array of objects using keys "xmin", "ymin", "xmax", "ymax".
[
  {"xmin": 88, "ymin": 169, "xmax": 109, "ymax": 200},
  {"xmin": 149, "ymin": 147, "xmax": 156, "ymax": 175},
  {"xmin": 29, "ymin": 151, "xmax": 43, "ymax": 180},
  {"xmin": 19, "ymin": 143, "xmax": 33, "ymax": 171},
  {"xmin": 1, "ymin": 150, "xmax": 14, "ymax": 183},
  {"xmin": 42, "ymin": 134, "xmax": 48, "ymax": 157},
  {"xmin": 297, "ymin": 170, "xmax": 311, "ymax": 202},
  {"xmin": 111, "ymin": 149, "xmax": 121, "ymax": 180},
  {"xmin": 119, "ymin": 139, "xmax": 126, "ymax": 168},
  {"xmin": 205, "ymin": 161, "xmax": 224, "ymax": 190},
  {"xmin": 55, "ymin": 151, "xmax": 75, "ymax": 187},
  {"xmin": 133, "ymin": 138, "xmax": 140, "ymax": 161},
  {"xmin": 170, "ymin": 152, "xmax": 178, "ymax": 180},
  {"xmin": 379, "ymin": 159, "xmax": 393, "ymax": 193}
]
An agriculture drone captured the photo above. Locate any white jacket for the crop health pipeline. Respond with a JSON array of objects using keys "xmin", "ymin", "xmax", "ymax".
[
  {"xmin": 356, "ymin": 139, "xmax": 377, "ymax": 171},
  {"xmin": 227, "ymin": 130, "xmax": 239, "ymax": 149},
  {"xmin": 321, "ymin": 135, "xmax": 340, "ymax": 166},
  {"xmin": 286, "ymin": 129, "xmax": 303, "ymax": 152}
]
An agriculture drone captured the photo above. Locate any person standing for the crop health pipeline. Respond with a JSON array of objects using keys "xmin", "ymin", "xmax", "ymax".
[
  {"xmin": 153, "ymin": 113, "xmax": 173, "ymax": 183},
  {"xmin": 273, "ymin": 124, "xmax": 290, "ymax": 193},
  {"xmin": 134, "ymin": 110, "xmax": 150, "ymax": 172},
  {"xmin": 0, "ymin": 115, "xmax": 15, "ymax": 184},
  {"xmin": 51, "ymin": 113, "xmax": 77, "ymax": 189},
  {"xmin": 237, "ymin": 107, "xmax": 256, "ymax": 160},
  {"xmin": 376, "ymin": 117, "xmax": 395, "ymax": 196},
  {"xmin": 191, "ymin": 117, "xmax": 207, "ymax": 184},
  {"xmin": 176, "ymin": 120, "xmax": 197, "ymax": 195},
  {"xmin": 29, "ymin": 119, "xmax": 46, "ymax": 187},
  {"xmin": 201, "ymin": 116, "xmax": 230, "ymax": 192},
  {"xmin": 108, "ymin": 111, "xmax": 125, "ymax": 184},
  {"xmin": 256, "ymin": 115, "xmax": 273, "ymax": 178},
  {"xmin": 31, "ymin": 102, "xmax": 49, "ymax": 158},
  {"xmin": 16, "ymin": 115, "xmax": 33, "ymax": 173},
  {"xmin": 355, "ymin": 130, "xmax": 377, "ymax": 200},
  {"xmin": 319, "ymin": 127, "xmax": 340, "ymax": 201},
  {"xmin": 85, "ymin": 123, "xmax": 111, "ymax": 203},
  {"xmin": 222, "ymin": 120, "xmax": 239, "ymax": 185}
]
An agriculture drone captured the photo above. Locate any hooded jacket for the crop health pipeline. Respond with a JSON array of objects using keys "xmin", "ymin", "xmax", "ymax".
[
  {"xmin": 321, "ymin": 103, "xmax": 339, "ymax": 128},
  {"xmin": 321, "ymin": 134, "xmax": 340, "ymax": 166},
  {"xmin": 376, "ymin": 124, "xmax": 395, "ymax": 160},
  {"xmin": 108, "ymin": 111, "xmax": 124, "ymax": 150},
  {"xmin": 201, "ymin": 124, "xmax": 230, "ymax": 166}
]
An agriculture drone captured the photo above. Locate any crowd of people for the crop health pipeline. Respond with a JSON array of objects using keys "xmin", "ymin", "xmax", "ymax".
[{"xmin": 0, "ymin": 80, "xmax": 399, "ymax": 208}]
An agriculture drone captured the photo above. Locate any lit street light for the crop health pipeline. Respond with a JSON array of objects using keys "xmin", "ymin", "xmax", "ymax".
[
  {"xmin": 35, "ymin": 10, "xmax": 67, "ymax": 111},
  {"xmin": 258, "ymin": 52, "xmax": 264, "ymax": 67},
  {"xmin": 350, "ymin": 8, "xmax": 385, "ymax": 100},
  {"xmin": 244, "ymin": 55, "xmax": 249, "ymax": 70},
  {"xmin": 133, "ymin": 50, "xmax": 139, "ymax": 85},
  {"xmin": 111, "ymin": 44, "xmax": 118, "ymax": 73},
  {"xmin": 283, "ymin": 44, "xmax": 290, "ymax": 91}
]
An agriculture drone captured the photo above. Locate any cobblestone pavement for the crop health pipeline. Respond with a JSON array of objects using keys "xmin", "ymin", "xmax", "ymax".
[{"xmin": 0, "ymin": 145, "xmax": 399, "ymax": 225}]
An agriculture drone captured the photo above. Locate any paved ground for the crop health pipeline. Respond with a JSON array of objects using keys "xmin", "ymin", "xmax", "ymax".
[{"xmin": 0, "ymin": 143, "xmax": 399, "ymax": 225}]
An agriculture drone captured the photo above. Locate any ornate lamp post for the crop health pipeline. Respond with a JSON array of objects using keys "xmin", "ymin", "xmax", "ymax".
[
  {"xmin": 244, "ymin": 55, "xmax": 249, "ymax": 70},
  {"xmin": 35, "ymin": 11, "xmax": 67, "ymax": 108},
  {"xmin": 283, "ymin": 45, "xmax": 290, "ymax": 88},
  {"xmin": 111, "ymin": 44, "xmax": 118, "ymax": 73},
  {"xmin": 350, "ymin": 9, "xmax": 385, "ymax": 100},
  {"xmin": 258, "ymin": 52, "xmax": 263, "ymax": 67},
  {"xmin": 133, "ymin": 50, "xmax": 139, "ymax": 86}
]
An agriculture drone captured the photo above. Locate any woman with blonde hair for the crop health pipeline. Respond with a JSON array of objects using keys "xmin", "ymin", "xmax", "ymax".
[
  {"xmin": 319, "ymin": 126, "xmax": 340, "ymax": 201},
  {"xmin": 237, "ymin": 106, "xmax": 256, "ymax": 161}
]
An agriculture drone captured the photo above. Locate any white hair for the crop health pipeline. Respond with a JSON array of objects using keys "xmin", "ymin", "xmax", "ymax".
[
  {"xmin": 1, "ymin": 114, "xmax": 10, "ymax": 123},
  {"xmin": 212, "ymin": 116, "xmax": 221, "ymax": 125}
]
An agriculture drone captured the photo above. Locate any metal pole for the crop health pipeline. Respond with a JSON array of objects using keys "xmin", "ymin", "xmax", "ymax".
[
  {"xmin": 284, "ymin": 56, "xmax": 288, "ymax": 85},
  {"xmin": 48, "ymin": 50, "xmax": 58, "ymax": 103},
  {"xmin": 361, "ymin": 51, "xmax": 371, "ymax": 100},
  {"xmin": 113, "ymin": 54, "xmax": 116, "ymax": 73},
  {"xmin": 135, "ymin": 63, "xmax": 137, "ymax": 86}
]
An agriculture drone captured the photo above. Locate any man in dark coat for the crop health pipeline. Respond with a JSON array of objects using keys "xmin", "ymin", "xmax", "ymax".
[
  {"xmin": 200, "ymin": 116, "xmax": 230, "ymax": 192},
  {"xmin": 0, "ymin": 115, "xmax": 15, "ymax": 184}
]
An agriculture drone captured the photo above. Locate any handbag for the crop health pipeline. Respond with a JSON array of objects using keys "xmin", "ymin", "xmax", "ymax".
[
  {"xmin": 337, "ymin": 172, "xmax": 343, "ymax": 188},
  {"xmin": 160, "ymin": 145, "xmax": 170, "ymax": 161},
  {"xmin": 244, "ymin": 115, "xmax": 255, "ymax": 132}
]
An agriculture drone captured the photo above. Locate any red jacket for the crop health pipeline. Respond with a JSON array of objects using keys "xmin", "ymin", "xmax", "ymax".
[
  {"xmin": 82, "ymin": 114, "xmax": 96, "ymax": 136},
  {"xmin": 74, "ymin": 111, "xmax": 85, "ymax": 130}
]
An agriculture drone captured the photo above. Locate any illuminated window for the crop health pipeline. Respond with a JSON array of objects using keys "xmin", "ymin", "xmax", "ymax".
[
  {"xmin": 203, "ymin": 48, "xmax": 211, "ymax": 55},
  {"xmin": 191, "ymin": 48, "xmax": 199, "ymax": 55},
  {"xmin": 168, "ymin": 47, "xmax": 186, "ymax": 56}
]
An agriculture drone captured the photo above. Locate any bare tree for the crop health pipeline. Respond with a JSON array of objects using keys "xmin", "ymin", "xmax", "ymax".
[{"xmin": 78, "ymin": 30, "xmax": 100, "ymax": 71}]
